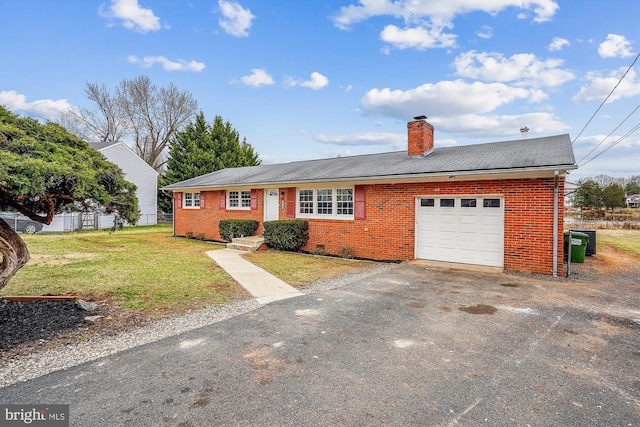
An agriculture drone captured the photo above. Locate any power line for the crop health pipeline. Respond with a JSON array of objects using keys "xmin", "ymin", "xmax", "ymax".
[
  {"xmin": 579, "ymin": 123, "xmax": 640, "ymax": 168},
  {"xmin": 576, "ymin": 104, "xmax": 640, "ymax": 164},
  {"xmin": 572, "ymin": 52, "xmax": 640, "ymax": 145}
]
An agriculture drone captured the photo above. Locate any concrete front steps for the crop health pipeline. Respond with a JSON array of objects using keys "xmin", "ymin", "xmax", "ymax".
[{"xmin": 226, "ymin": 236, "xmax": 265, "ymax": 252}]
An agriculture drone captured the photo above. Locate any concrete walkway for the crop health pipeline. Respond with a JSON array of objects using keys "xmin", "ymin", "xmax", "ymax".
[{"xmin": 206, "ymin": 249, "xmax": 303, "ymax": 304}]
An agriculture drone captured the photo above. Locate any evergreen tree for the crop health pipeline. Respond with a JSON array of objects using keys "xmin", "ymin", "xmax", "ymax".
[
  {"xmin": 602, "ymin": 183, "xmax": 626, "ymax": 212},
  {"xmin": 624, "ymin": 180, "xmax": 640, "ymax": 196},
  {"xmin": 573, "ymin": 179, "xmax": 603, "ymax": 211},
  {"xmin": 159, "ymin": 113, "xmax": 261, "ymax": 212},
  {"xmin": 0, "ymin": 106, "xmax": 139, "ymax": 288}
]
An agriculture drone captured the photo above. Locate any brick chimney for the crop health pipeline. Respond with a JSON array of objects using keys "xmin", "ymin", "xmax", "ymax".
[{"xmin": 407, "ymin": 116, "xmax": 434, "ymax": 157}]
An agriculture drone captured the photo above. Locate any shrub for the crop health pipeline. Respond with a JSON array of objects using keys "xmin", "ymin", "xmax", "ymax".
[
  {"xmin": 219, "ymin": 219, "xmax": 259, "ymax": 241},
  {"xmin": 309, "ymin": 246, "xmax": 328, "ymax": 256},
  {"xmin": 337, "ymin": 246, "xmax": 355, "ymax": 259},
  {"xmin": 263, "ymin": 220, "xmax": 309, "ymax": 251}
]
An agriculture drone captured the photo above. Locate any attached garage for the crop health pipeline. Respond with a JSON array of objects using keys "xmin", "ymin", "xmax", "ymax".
[{"xmin": 415, "ymin": 195, "xmax": 504, "ymax": 268}]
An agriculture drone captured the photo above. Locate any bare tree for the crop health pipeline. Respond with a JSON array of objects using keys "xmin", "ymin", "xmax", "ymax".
[
  {"xmin": 593, "ymin": 174, "xmax": 616, "ymax": 188},
  {"xmin": 116, "ymin": 76, "xmax": 197, "ymax": 171},
  {"xmin": 61, "ymin": 76, "xmax": 197, "ymax": 172},
  {"xmin": 61, "ymin": 83, "xmax": 128, "ymax": 142}
]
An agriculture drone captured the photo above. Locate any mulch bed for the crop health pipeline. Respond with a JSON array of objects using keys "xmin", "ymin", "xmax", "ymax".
[
  {"xmin": 0, "ymin": 297, "xmax": 148, "ymax": 361},
  {"xmin": 0, "ymin": 300, "xmax": 85, "ymax": 351}
]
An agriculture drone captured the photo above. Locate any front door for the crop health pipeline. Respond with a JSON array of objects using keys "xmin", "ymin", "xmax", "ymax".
[{"xmin": 265, "ymin": 188, "xmax": 279, "ymax": 221}]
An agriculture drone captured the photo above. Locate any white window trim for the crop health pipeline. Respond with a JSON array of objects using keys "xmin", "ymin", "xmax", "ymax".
[
  {"xmin": 183, "ymin": 192, "xmax": 200, "ymax": 209},
  {"xmin": 296, "ymin": 187, "xmax": 354, "ymax": 220},
  {"xmin": 227, "ymin": 190, "xmax": 252, "ymax": 210}
]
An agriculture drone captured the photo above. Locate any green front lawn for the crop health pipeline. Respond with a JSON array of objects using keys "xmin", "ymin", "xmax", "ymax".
[
  {"xmin": 241, "ymin": 250, "xmax": 372, "ymax": 287},
  {"xmin": 3, "ymin": 224, "xmax": 375, "ymax": 314},
  {"xmin": 4, "ymin": 225, "xmax": 235, "ymax": 313}
]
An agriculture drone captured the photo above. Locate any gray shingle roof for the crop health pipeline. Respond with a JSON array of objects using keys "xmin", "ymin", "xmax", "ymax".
[{"xmin": 162, "ymin": 134, "xmax": 576, "ymax": 190}]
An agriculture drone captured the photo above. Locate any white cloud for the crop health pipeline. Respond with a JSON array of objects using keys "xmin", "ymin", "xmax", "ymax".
[
  {"xmin": 0, "ymin": 91, "xmax": 72, "ymax": 121},
  {"xmin": 476, "ymin": 25, "xmax": 492, "ymax": 39},
  {"xmin": 576, "ymin": 134, "xmax": 640, "ymax": 153},
  {"xmin": 99, "ymin": 0, "xmax": 162, "ymax": 33},
  {"xmin": 316, "ymin": 132, "xmax": 407, "ymax": 149},
  {"xmin": 572, "ymin": 133, "xmax": 640, "ymax": 179},
  {"xmin": 380, "ymin": 22, "xmax": 457, "ymax": 50},
  {"xmin": 332, "ymin": 0, "xmax": 558, "ymax": 52},
  {"xmin": 333, "ymin": 0, "xmax": 558, "ymax": 30},
  {"xmin": 238, "ymin": 68, "xmax": 274, "ymax": 87},
  {"xmin": 548, "ymin": 37, "xmax": 570, "ymax": 51},
  {"xmin": 453, "ymin": 50, "xmax": 575, "ymax": 87},
  {"xmin": 432, "ymin": 112, "xmax": 569, "ymax": 137},
  {"xmin": 598, "ymin": 34, "xmax": 634, "ymax": 58},
  {"xmin": 286, "ymin": 72, "xmax": 329, "ymax": 90},
  {"xmin": 527, "ymin": 89, "xmax": 549, "ymax": 103},
  {"xmin": 127, "ymin": 55, "xmax": 205, "ymax": 72},
  {"xmin": 218, "ymin": 0, "xmax": 255, "ymax": 37},
  {"xmin": 572, "ymin": 68, "xmax": 640, "ymax": 103},
  {"xmin": 362, "ymin": 80, "xmax": 533, "ymax": 119},
  {"xmin": 359, "ymin": 80, "xmax": 570, "ymax": 137}
]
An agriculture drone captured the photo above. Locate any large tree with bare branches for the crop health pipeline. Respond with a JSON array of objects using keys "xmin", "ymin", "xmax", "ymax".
[
  {"xmin": 61, "ymin": 75, "xmax": 198, "ymax": 172},
  {"xmin": 0, "ymin": 106, "xmax": 139, "ymax": 289}
]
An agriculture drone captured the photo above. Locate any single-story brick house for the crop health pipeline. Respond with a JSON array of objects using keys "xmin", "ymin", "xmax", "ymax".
[{"xmin": 162, "ymin": 118, "xmax": 577, "ymax": 276}]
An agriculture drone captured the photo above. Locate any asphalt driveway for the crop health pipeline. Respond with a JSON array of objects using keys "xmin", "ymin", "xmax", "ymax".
[{"xmin": 1, "ymin": 262, "xmax": 639, "ymax": 426}]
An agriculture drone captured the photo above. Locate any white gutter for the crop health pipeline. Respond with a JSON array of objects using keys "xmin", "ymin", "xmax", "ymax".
[{"xmin": 553, "ymin": 170, "xmax": 559, "ymax": 278}]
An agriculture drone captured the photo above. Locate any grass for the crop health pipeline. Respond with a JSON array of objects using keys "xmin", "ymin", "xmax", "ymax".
[
  {"xmin": 2, "ymin": 224, "xmax": 375, "ymax": 314},
  {"xmin": 241, "ymin": 250, "xmax": 373, "ymax": 287},
  {"xmin": 4, "ymin": 225, "xmax": 235, "ymax": 314},
  {"xmin": 596, "ymin": 229, "xmax": 640, "ymax": 257}
]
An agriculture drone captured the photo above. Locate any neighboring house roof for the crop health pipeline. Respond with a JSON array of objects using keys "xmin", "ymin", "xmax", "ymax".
[
  {"xmin": 89, "ymin": 141, "xmax": 158, "ymax": 176},
  {"xmin": 162, "ymin": 134, "xmax": 576, "ymax": 191}
]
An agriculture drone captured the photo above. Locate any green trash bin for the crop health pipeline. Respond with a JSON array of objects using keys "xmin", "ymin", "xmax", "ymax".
[{"xmin": 564, "ymin": 231, "xmax": 589, "ymax": 263}]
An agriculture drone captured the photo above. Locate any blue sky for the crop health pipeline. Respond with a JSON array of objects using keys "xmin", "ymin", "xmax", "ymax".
[{"xmin": 1, "ymin": 0, "xmax": 638, "ymax": 182}]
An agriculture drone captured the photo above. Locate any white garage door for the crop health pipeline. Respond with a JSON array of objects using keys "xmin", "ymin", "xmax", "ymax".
[{"xmin": 415, "ymin": 196, "xmax": 504, "ymax": 267}]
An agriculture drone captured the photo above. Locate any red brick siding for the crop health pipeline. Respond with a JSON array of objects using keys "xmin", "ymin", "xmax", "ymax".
[
  {"xmin": 296, "ymin": 178, "xmax": 565, "ymax": 276},
  {"xmin": 174, "ymin": 178, "xmax": 566, "ymax": 275},
  {"xmin": 174, "ymin": 189, "xmax": 266, "ymax": 241}
]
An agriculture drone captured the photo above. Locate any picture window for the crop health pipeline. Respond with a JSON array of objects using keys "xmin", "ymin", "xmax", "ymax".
[{"xmin": 297, "ymin": 188, "xmax": 354, "ymax": 219}]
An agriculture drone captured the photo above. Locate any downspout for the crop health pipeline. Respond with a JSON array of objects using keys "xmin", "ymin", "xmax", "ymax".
[
  {"xmin": 172, "ymin": 192, "xmax": 175, "ymax": 237},
  {"xmin": 552, "ymin": 170, "xmax": 559, "ymax": 278}
]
